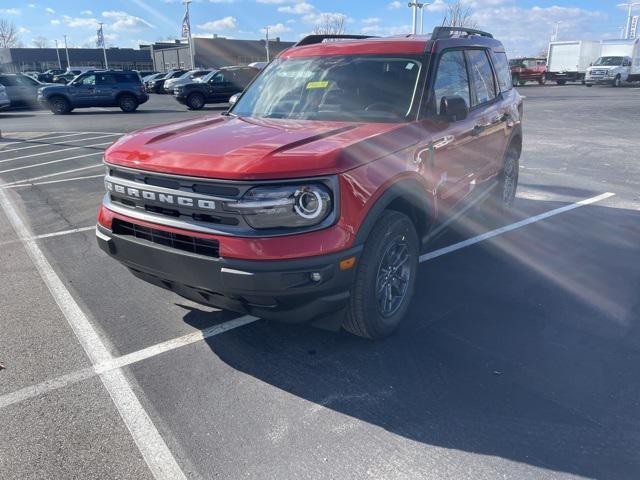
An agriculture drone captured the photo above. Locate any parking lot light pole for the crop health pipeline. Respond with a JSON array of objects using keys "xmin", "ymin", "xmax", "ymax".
[
  {"xmin": 183, "ymin": 0, "xmax": 196, "ymax": 69},
  {"xmin": 63, "ymin": 35, "xmax": 70, "ymax": 69},
  {"xmin": 54, "ymin": 39, "xmax": 62, "ymax": 69},
  {"xmin": 265, "ymin": 26, "xmax": 270, "ymax": 62},
  {"xmin": 408, "ymin": 2, "xmax": 425, "ymax": 35},
  {"xmin": 618, "ymin": 2, "xmax": 640, "ymax": 38}
]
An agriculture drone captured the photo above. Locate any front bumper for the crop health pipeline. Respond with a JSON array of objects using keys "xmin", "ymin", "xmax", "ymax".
[
  {"xmin": 96, "ymin": 222, "xmax": 361, "ymax": 323},
  {"xmin": 585, "ymin": 77, "xmax": 614, "ymax": 85}
]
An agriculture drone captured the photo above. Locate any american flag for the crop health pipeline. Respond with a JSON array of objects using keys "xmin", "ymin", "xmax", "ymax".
[{"xmin": 181, "ymin": 10, "xmax": 191, "ymax": 38}]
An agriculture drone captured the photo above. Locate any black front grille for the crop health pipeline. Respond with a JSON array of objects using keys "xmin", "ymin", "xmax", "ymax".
[{"xmin": 112, "ymin": 219, "xmax": 220, "ymax": 258}]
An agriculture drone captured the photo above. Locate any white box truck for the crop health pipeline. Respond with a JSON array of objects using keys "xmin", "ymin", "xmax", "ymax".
[
  {"xmin": 585, "ymin": 38, "xmax": 640, "ymax": 86},
  {"xmin": 547, "ymin": 40, "xmax": 601, "ymax": 85}
]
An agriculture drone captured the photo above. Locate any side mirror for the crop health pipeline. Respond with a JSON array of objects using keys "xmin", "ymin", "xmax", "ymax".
[
  {"xmin": 228, "ymin": 93, "xmax": 240, "ymax": 106},
  {"xmin": 439, "ymin": 95, "xmax": 468, "ymax": 122}
]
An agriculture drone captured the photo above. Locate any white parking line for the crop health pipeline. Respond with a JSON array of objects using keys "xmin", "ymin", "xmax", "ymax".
[
  {"xmin": 419, "ymin": 192, "xmax": 615, "ymax": 262},
  {"xmin": 8, "ymin": 173, "xmax": 104, "ymax": 188},
  {"xmin": 0, "ymin": 225, "xmax": 96, "ymax": 247},
  {"xmin": 0, "ymin": 164, "xmax": 103, "ymax": 188},
  {"xmin": 0, "ymin": 133, "xmax": 120, "ymax": 154},
  {"xmin": 0, "ymin": 151, "xmax": 103, "ymax": 174},
  {"xmin": 0, "ymin": 187, "xmax": 187, "ymax": 480},
  {"xmin": 0, "ymin": 141, "xmax": 113, "ymax": 164}
]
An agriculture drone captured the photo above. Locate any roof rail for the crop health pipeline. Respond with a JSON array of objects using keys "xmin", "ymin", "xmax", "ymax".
[
  {"xmin": 295, "ymin": 34, "xmax": 377, "ymax": 47},
  {"xmin": 431, "ymin": 26, "xmax": 493, "ymax": 39}
]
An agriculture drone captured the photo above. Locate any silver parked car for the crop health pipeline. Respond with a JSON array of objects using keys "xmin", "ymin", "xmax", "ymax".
[
  {"xmin": 163, "ymin": 69, "xmax": 213, "ymax": 93},
  {"xmin": 0, "ymin": 73, "xmax": 54, "ymax": 108},
  {"xmin": 0, "ymin": 84, "xmax": 10, "ymax": 110}
]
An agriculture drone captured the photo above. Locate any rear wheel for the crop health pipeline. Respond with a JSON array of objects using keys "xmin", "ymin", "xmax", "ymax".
[
  {"xmin": 343, "ymin": 210, "xmax": 419, "ymax": 340},
  {"xmin": 49, "ymin": 96, "xmax": 70, "ymax": 115},
  {"xmin": 489, "ymin": 143, "xmax": 520, "ymax": 213},
  {"xmin": 538, "ymin": 74, "xmax": 547, "ymax": 85},
  {"xmin": 186, "ymin": 92, "xmax": 205, "ymax": 110},
  {"xmin": 118, "ymin": 95, "xmax": 138, "ymax": 112}
]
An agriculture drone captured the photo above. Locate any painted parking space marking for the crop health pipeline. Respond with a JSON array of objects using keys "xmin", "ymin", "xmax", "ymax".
[
  {"xmin": 0, "ymin": 141, "xmax": 113, "ymax": 164},
  {"xmin": 0, "ymin": 186, "xmax": 187, "ymax": 480},
  {"xmin": 7, "ymin": 173, "xmax": 105, "ymax": 188},
  {"xmin": 0, "ymin": 133, "xmax": 120, "ymax": 154},
  {"xmin": 419, "ymin": 192, "xmax": 615, "ymax": 263},
  {"xmin": 0, "ymin": 151, "xmax": 104, "ymax": 174},
  {"xmin": 0, "ymin": 163, "xmax": 103, "ymax": 187}
]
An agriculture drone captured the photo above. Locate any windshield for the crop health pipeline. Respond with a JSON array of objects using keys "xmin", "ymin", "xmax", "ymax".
[
  {"xmin": 594, "ymin": 56, "xmax": 624, "ymax": 66},
  {"xmin": 231, "ymin": 55, "xmax": 423, "ymax": 123}
]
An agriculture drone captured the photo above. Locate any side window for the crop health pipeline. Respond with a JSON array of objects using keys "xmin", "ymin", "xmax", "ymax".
[
  {"xmin": 0, "ymin": 76, "xmax": 18, "ymax": 86},
  {"xmin": 466, "ymin": 49, "xmax": 497, "ymax": 106},
  {"xmin": 96, "ymin": 74, "xmax": 117, "ymax": 85},
  {"xmin": 210, "ymin": 73, "xmax": 225, "ymax": 84},
  {"xmin": 491, "ymin": 51, "xmax": 512, "ymax": 93},
  {"xmin": 433, "ymin": 50, "xmax": 470, "ymax": 115},
  {"xmin": 78, "ymin": 74, "xmax": 96, "ymax": 86}
]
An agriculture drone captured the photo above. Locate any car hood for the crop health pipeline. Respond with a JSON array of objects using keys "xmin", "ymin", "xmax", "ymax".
[
  {"xmin": 105, "ymin": 115, "xmax": 418, "ymax": 180},
  {"xmin": 39, "ymin": 84, "xmax": 68, "ymax": 93}
]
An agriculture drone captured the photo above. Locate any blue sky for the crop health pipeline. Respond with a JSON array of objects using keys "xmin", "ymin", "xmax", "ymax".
[{"xmin": 0, "ymin": 0, "xmax": 634, "ymax": 56}]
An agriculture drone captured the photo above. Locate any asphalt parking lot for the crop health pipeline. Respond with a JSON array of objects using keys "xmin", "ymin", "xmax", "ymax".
[{"xmin": 1, "ymin": 86, "xmax": 639, "ymax": 480}]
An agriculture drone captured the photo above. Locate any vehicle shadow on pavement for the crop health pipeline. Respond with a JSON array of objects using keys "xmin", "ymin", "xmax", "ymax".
[{"xmin": 184, "ymin": 198, "xmax": 640, "ymax": 480}]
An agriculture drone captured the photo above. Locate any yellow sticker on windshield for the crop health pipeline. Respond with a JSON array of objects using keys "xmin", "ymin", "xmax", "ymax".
[{"xmin": 306, "ymin": 81, "xmax": 329, "ymax": 89}]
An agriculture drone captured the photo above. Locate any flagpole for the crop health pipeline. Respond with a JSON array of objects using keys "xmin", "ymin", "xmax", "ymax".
[
  {"xmin": 99, "ymin": 23, "xmax": 109, "ymax": 69},
  {"xmin": 183, "ymin": 0, "xmax": 195, "ymax": 69}
]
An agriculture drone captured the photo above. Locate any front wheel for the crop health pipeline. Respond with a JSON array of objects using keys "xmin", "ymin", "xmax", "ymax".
[
  {"xmin": 343, "ymin": 211, "xmax": 419, "ymax": 339},
  {"xmin": 538, "ymin": 74, "xmax": 547, "ymax": 85},
  {"xmin": 49, "ymin": 96, "xmax": 70, "ymax": 115},
  {"xmin": 613, "ymin": 75, "xmax": 622, "ymax": 87},
  {"xmin": 186, "ymin": 93, "xmax": 205, "ymax": 110},
  {"xmin": 512, "ymin": 75, "xmax": 519, "ymax": 87}
]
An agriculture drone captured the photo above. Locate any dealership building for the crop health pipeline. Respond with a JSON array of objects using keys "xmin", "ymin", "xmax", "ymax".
[
  {"xmin": 149, "ymin": 37, "xmax": 295, "ymax": 71},
  {"xmin": 0, "ymin": 47, "xmax": 153, "ymax": 73}
]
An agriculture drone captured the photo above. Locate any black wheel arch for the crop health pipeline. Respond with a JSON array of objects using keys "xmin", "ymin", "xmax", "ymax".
[
  {"xmin": 115, "ymin": 91, "xmax": 137, "ymax": 103},
  {"xmin": 354, "ymin": 178, "xmax": 433, "ymax": 246}
]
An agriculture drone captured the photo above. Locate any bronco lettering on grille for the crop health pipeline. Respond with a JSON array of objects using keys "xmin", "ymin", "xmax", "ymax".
[{"xmin": 105, "ymin": 180, "xmax": 217, "ymax": 210}]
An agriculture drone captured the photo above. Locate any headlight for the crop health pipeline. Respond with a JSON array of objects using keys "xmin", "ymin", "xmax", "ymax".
[{"xmin": 226, "ymin": 183, "xmax": 333, "ymax": 229}]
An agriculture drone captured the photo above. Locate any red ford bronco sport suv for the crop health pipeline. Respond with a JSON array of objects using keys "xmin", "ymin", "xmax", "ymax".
[{"xmin": 97, "ymin": 27, "xmax": 523, "ymax": 339}]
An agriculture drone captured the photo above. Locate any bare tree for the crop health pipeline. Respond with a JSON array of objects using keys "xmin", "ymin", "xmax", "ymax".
[
  {"xmin": 0, "ymin": 19, "xmax": 20, "ymax": 48},
  {"xmin": 441, "ymin": 1, "xmax": 478, "ymax": 29},
  {"xmin": 33, "ymin": 36, "xmax": 48, "ymax": 48},
  {"xmin": 312, "ymin": 14, "xmax": 346, "ymax": 35}
]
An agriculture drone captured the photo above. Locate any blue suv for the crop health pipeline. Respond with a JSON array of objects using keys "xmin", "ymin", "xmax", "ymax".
[{"xmin": 38, "ymin": 70, "xmax": 149, "ymax": 114}]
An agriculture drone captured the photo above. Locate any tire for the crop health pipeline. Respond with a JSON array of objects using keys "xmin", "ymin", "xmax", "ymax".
[
  {"xmin": 511, "ymin": 75, "xmax": 519, "ymax": 87},
  {"xmin": 118, "ymin": 95, "xmax": 138, "ymax": 113},
  {"xmin": 585, "ymin": 84, "xmax": 593, "ymax": 87},
  {"xmin": 488, "ymin": 143, "xmax": 520, "ymax": 214},
  {"xmin": 538, "ymin": 74, "xmax": 547, "ymax": 85},
  {"xmin": 186, "ymin": 93, "xmax": 205, "ymax": 110},
  {"xmin": 556, "ymin": 80, "xmax": 566, "ymax": 85},
  {"xmin": 343, "ymin": 210, "xmax": 419, "ymax": 339},
  {"xmin": 48, "ymin": 96, "xmax": 71, "ymax": 115},
  {"xmin": 613, "ymin": 75, "xmax": 622, "ymax": 87}
]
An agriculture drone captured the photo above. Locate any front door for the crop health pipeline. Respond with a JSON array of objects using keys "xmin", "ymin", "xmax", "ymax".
[
  {"xmin": 68, "ymin": 74, "xmax": 97, "ymax": 107},
  {"xmin": 415, "ymin": 49, "xmax": 485, "ymax": 217}
]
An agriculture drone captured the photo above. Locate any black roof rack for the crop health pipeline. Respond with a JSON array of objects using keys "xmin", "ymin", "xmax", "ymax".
[
  {"xmin": 431, "ymin": 26, "xmax": 493, "ymax": 39},
  {"xmin": 295, "ymin": 34, "xmax": 377, "ymax": 47}
]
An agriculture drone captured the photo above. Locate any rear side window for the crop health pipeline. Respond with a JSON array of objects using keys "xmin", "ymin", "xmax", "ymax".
[
  {"xmin": 465, "ymin": 49, "xmax": 497, "ymax": 106},
  {"xmin": 117, "ymin": 73, "xmax": 141, "ymax": 83},
  {"xmin": 96, "ymin": 74, "xmax": 117, "ymax": 85},
  {"xmin": 433, "ymin": 50, "xmax": 471, "ymax": 114},
  {"xmin": 491, "ymin": 51, "xmax": 512, "ymax": 93}
]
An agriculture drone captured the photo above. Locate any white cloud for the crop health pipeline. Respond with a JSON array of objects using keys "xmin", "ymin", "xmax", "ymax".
[
  {"xmin": 361, "ymin": 17, "xmax": 380, "ymax": 25},
  {"xmin": 210, "ymin": 0, "xmax": 236, "ymax": 3},
  {"xmin": 197, "ymin": 16, "xmax": 238, "ymax": 31},
  {"xmin": 470, "ymin": 2, "xmax": 607, "ymax": 56},
  {"xmin": 426, "ymin": 0, "xmax": 447, "ymax": 12},
  {"xmin": 18, "ymin": 27, "xmax": 30, "ymax": 33},
  {"xmin": 62, "ymin": 15, "xmax": 99, "ymax": 28},
  {"xmin": 361, "ymin": 24, "xmax": 411, "ymax": 36},
  {"xmin": 81, "ymin": 10, "xmax": 93, "ymax": 15},
  {"xmin": 256, "ymin": 0, "xmax": 289, "ymax": 3},
  {"xmin": 278, "ymin": 2, "xmax": 314, "ymax": 14},
  {"xmin": 28, "ymin": 4, "xmax": 35, "ymax": 8},
  {"xmin": 45, "ymin": 7, "xmax": 55, "ymax": 13},
  {"xmin": 0, "ymin": 8, "xmax": 20, "ymax": 15},
  {"xmin": 102, "ymin": 11, "xmax": 154, "ymax": 31},
  {"xmin": 50, "ymin": 19, "xmax": 60, "ymax": 25},
  {"xmin": 387, "ymin": 1, "xmax": 402, "ymax": 10},
  {"xmin": 261, "ymin": 23, "xmax": 291, "ymax": 35},
  {"xmin": 302, "ymin": 12, "xmax": 350, "ymax": 25}
]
